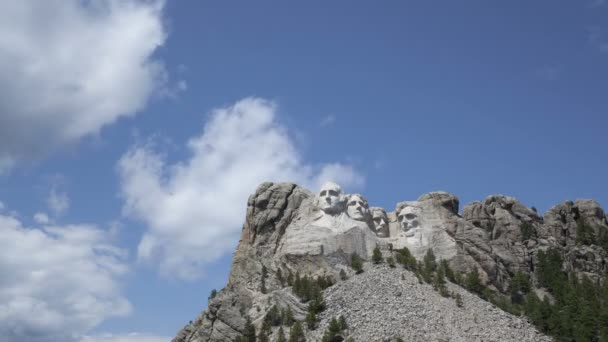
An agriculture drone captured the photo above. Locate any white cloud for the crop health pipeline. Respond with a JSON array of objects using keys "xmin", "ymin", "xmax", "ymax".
[
  {"xmin": 47, "ymin": 188, "xmax": 70, "ymax": 216},
  {"xmin": 81, "ymin": 332, "xmax": 169, "ymax": 342},
  {"xmin": 118, "ymin": 97, "xmax": 365, "ymax": 279},
  {"xmin": 33, "ymin": 212, "xmax": 51, "ymax": 224},
  {"xmin": 0, "ymin": 0, "xmax": 168, "ymax": 173},
  {"xmin": 0, "ymin": 215, "xmax": 130, "ymax": 342},
  {"xmin": 320, "ymin": 114, "xmax": 336, "ymax": 127}
]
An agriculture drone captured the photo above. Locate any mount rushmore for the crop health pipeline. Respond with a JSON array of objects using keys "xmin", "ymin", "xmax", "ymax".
[{"xmin": 173, "ymin": 181, "xmax": 608, "ymax": 341}]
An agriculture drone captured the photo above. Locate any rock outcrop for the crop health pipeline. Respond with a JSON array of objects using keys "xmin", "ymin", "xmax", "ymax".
[{"xmin": 173, "ymin": 181, "xmax": 608, "ymax": 342}]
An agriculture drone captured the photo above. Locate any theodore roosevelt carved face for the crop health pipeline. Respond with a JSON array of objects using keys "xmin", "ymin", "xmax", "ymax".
[{"xmin": 370, "ymin": 207, "xmax": 389, "ymax": 237}]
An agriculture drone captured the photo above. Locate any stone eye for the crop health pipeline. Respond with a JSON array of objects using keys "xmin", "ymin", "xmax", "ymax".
[
  {"xmin": 348, "ymin": 201, "xmax": 356, "ymax": 206},
  {"xmin": 320, "ymin": 190, "xmax": 326, "ymax": 196},
  {"xmin": 405, "ymin": 214, "xmax": 416, "ymax": 220},
  {"xmin": 328, "ymin": 190, "xmax": 338, "ymax": 196}
]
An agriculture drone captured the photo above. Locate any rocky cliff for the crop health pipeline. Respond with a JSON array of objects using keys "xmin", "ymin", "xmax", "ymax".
[{"xmin": 172, "ymin": 182, "xmax": 608, "ymax": 342}]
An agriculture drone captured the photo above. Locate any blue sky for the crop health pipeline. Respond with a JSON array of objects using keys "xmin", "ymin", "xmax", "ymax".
[{"xmin": 0, "ymin": 1, "xmax": 607, "ymax": 341}]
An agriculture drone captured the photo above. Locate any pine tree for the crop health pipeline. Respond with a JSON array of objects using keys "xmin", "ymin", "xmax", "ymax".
[
  {"xmin": 387, "ymin": 256, "xmax": 396, "ymax": 268},
  {"xmin": 243, "ymin": 317, "xmax": 256, "ymax": 342},
  {"xmin": 339, "ymin": 269, "xmax": 347, "ymax": 281},
  {"xmin": 208, "ymin": 289, "xmax": 217, "ymax": 301},
  {"xmin": 287, "ymin": 269, "xmax": 294, "ymax": 286},
  {"xmin": 277, "ymin": 326, "xmax": 287, "ymax": 342},
  {"xmin": 440, "ymin": 259, "xmax": 455, "ymax": 282},
  {"xmin": 338, "ymin": 315, "xmax": 348, "ymax": 330},
  {"xmin": 455, "ymin": 293, "xmax": 464, "ymax": 307},
  {"xmin": 372, "ymin": 246, "xmax": 383, "ymax": 264},
  {"xmin": 277, "ymin": 268, "xmax": 285, "ymax": 286},
  {"xmin": 421, "ymin": 249, "xmax": 437, "ymax": 283},
  {"xmin": 520, "ymin": 222, "xmax": 536, "ymax": 241},
  {"xmin": 288, "ymin": 321, "xmax": 305, "ymax": 342},
  {"xmin": 575, "ymin": 218, "xmax": 595, "ymax": 245},
  {"xmin": 305, "ymin": 310, "xmax": 317, "ymax": 330},
  {"xmin": 465, "ymin": 268, "xmax": 482, "ymax": 294},
  {"xmin": 328, "ymin": 317, "xmax": 341, "ymax": 335},
  {"xmin": 281, "ymin": 306, "xmax": 295, "ymax": 326},
  {"xmin": 351, "ymin": 253, "xmax": 363, "ymax": 274}
]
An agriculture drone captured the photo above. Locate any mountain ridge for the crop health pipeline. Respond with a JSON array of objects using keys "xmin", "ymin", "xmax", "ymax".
[{"xmin": 173, "ymin": 181, "xmax": 608, "ymax": 341}]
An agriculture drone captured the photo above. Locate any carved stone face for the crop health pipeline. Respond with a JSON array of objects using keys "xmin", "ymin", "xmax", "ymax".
[
  {"xmin": 318, "ymin": 181, "xmax": 343, "ymax": 215},
  {"xmin": 398, "ymin": 206, "xmax": 422, "ymax": 232},
  {"xmin": 371, "ymin": 208, "xmax": 389, "ymax": 237},
  {"xmin": 346, "ymin": 194, "xmax": 369, "ymax": 221}
]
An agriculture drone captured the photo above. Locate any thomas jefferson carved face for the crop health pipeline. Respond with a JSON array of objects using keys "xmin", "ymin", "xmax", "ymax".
[
  {"xmin": 318, "ymin": 181, "xmax": 344, "ymax": 215},
  {"xmin": 371, "ymin": 208, "xmax": 389, "ymax": 237},
  {"xmin": 398, "ymin": 206, "xmax": 422, "ymax": 232},
  {"xmin": 346, "ymin": 194, "xmax": 369, "ymax": 221}
]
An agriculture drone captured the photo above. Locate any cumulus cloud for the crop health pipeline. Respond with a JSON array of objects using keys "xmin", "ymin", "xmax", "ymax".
[
  {"xmin": 81, "ymin": 332, "xmax": 169, "ymax": 342},
  {"xmin": 33, "ymin": 212, "xmax": 51, "ymax": 224},
  {"xmin": 47, "ymin": 188, "xmax": 70, "ymax": 216},
  {"xmin": 118, "ymin": 97, "xmax": 365, "ymax": 279},
  {"xmin": 0, "ymin": 214, "xmax": 131, "ymax": 342},
  {"xmin": 0, "ymin": 0, "xmax": 168, "ymax": 173}
]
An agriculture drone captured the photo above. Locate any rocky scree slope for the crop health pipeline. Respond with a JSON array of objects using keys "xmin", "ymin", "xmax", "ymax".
[{"xmin": 308, "ymin": 264, "xmax": 550, "ymax": 342}]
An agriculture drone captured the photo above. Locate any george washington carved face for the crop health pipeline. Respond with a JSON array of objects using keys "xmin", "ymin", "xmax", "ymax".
[{"xmin": 317, "ymin": 181, "xmax": 344, "ymax": 215}]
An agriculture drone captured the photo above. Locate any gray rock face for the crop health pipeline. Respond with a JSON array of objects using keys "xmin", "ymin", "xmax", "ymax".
[{"xmin": 173, "ymin": 182, "xmax": 608, "ymax": 342}]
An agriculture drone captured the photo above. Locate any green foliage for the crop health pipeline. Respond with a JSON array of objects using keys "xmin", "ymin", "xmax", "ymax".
[
  {"xmin": 208, "ymin": 289, "xmax": 217, "ymax": 301},
  {"xmin": 576, "ymin": 219, "xmax": 595, "ymax": 246},
  {"xmin": 520, "ymin": 222, "xmax": 536, "ymax": 241},
  {"xmin": 277, "ymin": 326, "xmax": 287, "ymax": 342},
  {"xmin": 386, "ymin": 256, "xmax": 396, "ymax": 268},
  {"xmin": 351, "ymin": 253, "xmax": 363, "ymax": 274},
  {"xmin": 305, "ymin": 310, "xmax": 317, "ymax": 330},
  {"xmin": 282, "ymin": 307, "xmax": 295, "ymax": 326},
  {"xmin": 465, "ymin": 268, "xmax": 483, "ymax": 294},
  {"xmin": 322, "ymin": 317, "xmax": 346, "ymax": 342},
  {"xmin": 292, "ymin": 273, "xmax": 329, "ymax": 315},
  {"xmin": 264, "ymin": 305, "xmax": 282, "ymax": 326},
  {"xmin": 396, "ymin": 338, "xmax": 405, "ymax": 342},
  {"xmin": 434, "ymin": 264, "xmax": 450, "ymax": 297},
  {"xmin": 288, "ymin": 321, "xmax": 305, "ymax": 342},
  {"xmin": 287, "ymin": 269, "xmax": 294, "ymax": 286},
  {"xmin": 338, "ymin": 315, "xmax": 348, "ymax": 330},
  {"xmin": 510, "ymin": 271, "xmax": 531, "ymax": 304},
  {"xmin": 394, "ymin": 247, "xmax": 417, "ymax": 271},
  {"xmin": 599, "ymin": 226, "xmax": 608, "ymax": 254},
  {"xmin": 260, "ymin": 263, "xmax": 269, "ymax": 294},
  {"xmin": 372, "ymin": 246, "xmax": 383, "ymax": 264},
  {"xmin": 536, "ymin": 249, "xmax": 566, "ymax": 295},
  {"xmin": 261, "ymin": 278, "xmax": 267, "ymax": 294},
  {"xmin": 242, "ymin": 317, "xmax": 256, "ymax": 342},
  {"xmin": 277, "ymin": 268, "xmax": 285, "ymax": 287},
  {"xmin": 453, "ymin": 248, "xmax": 608, "ymax": 342},
  {"xmin": 420, "ymin": 249, "xmax": 437, "ymax": 284},
  {"xmin": 455, "ymin": 293, "xmax": 463, "ymax": 307},
  {"xmin": 440, "ymin": 259, "xmax": 455, "ymax": 283}
]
